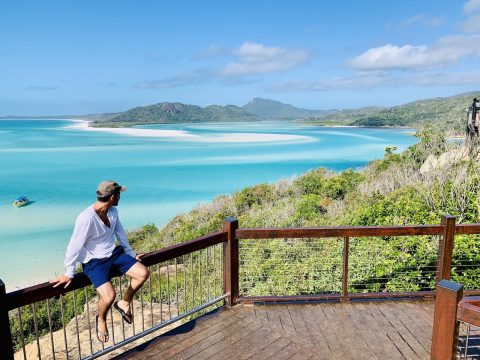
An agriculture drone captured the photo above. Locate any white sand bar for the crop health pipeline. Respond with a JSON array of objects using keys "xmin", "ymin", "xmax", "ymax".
[{"xmin": 67, "ymin": 120, "xmax": 314, "ymax": 143}]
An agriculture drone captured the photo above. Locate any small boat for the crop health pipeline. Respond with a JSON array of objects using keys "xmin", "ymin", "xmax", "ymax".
[{"xmin": 13, "ymin": 196, "xmax": 29, "ymax": 207}]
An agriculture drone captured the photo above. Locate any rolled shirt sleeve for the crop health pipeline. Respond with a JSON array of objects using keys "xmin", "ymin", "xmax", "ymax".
[
  {"xmin": 115, "ymin": 219, "xmax": 136, "ymax": 258},
  {"xmin": 64, "ymin": 217, "xmax": 91, "ymax": 278}
]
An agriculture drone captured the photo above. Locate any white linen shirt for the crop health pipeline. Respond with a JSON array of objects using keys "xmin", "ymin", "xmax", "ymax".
[{"xmin": 64, "ymin": 205, "xmax": 136, "ymax": 278}]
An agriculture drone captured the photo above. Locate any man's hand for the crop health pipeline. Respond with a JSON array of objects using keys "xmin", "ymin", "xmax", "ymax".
[
  {"xmin": 135, "ymin": 253, "xmax": 145, "ymax": 262},
  {"xmin": 49, "ymin": 275, "xmax": 73, "ymax": 289}
]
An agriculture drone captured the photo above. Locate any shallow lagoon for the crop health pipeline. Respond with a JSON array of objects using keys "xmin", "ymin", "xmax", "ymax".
[{"xmin": 0, "ymin": 119, "xmax": 417, "ymax": 289}]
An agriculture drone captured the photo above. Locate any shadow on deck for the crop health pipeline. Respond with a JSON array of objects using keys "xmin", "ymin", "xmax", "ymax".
[{"xmin": 114, "ymin": 300, "xmax": 435, "ymax": 360}]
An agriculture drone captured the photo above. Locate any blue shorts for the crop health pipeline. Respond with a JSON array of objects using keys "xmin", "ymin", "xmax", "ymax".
[{"xmin": 82, "ymin": 246, "xmax": 137, "ymax": 288}]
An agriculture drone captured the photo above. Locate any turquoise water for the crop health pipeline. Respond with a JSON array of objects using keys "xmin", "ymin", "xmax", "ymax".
[{"xmin": 0, "ymin": 119, "xmax": 417, "ymax": 290}]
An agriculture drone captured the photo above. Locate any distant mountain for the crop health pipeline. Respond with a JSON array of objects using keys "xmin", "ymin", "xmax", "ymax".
[
  {"xmin": 242, "ymin": 97, "xmax": 334, "ymax": 119},
  {"xmin": 309, "ymin": 91, "xmax": 480, "ymax": 132},
  {"xmin": 92, "ymin": 102, "xmax": 260, "ymax": 127}
]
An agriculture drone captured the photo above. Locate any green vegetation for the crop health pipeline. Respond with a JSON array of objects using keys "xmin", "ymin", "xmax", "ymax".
[
  {"xmin": 308, "ymin": 92, "xmax": 479, "ymax": 133},
  {"xmin": 128, "ymin": 125, "xmax": 480, "ymax": 298},
  {"xmin": 92, "ymin": 102, "xmax": 260, "ymax": 127}
]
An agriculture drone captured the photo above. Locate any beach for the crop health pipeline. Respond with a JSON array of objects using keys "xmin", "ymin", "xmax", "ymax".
[{"xmin": 67, "ymin": 120, "xmax": 314, "ymax": 143}]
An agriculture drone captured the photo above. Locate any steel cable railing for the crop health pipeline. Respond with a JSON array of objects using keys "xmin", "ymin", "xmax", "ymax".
[{"xmin": 3, "ymin": 217, "xmax": 480, "ymax": 359}]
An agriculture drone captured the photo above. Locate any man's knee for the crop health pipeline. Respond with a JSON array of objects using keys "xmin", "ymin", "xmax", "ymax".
[
  {"xmin": 97, "ymin": 284, "xmax": 116, "ymax": 306},
  {"xmin": 139, "ymin": 266, "xmax": 150, "ymax": 282}
]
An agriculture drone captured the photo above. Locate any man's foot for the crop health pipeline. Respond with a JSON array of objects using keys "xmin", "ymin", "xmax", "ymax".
[
  {"xmin": 114, "ymin": 300, "xmax": 133, "ymax": 324},
  {"xmin": 96, "ymin": 315, "xmax": 109, "ymax": 343}
]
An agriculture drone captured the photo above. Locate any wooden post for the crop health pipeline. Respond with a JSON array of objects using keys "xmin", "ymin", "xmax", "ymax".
[
  {"xmin": 223, "ymin": 218, "xmax": 239, "ymax": 307},
  {"xmin": 342, "ymin": 237, "xmax": 349, "ymax": 301},
  {"xmin": 436, "ymin": 215, "xmax": 456, "ymax": 281},
  {"xmin": 0, "ymin": 279, "xmax": 14, "ymax": 360},
  {"xmin": 431, "ymin": 280, "xmax": 463, "ymax": 360}
]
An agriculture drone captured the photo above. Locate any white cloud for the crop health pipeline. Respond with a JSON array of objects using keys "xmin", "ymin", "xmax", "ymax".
[
  {"xmin": 349, "ymin": 35, "xmax": 480, "ymax": 70},
  {"xmin": 191, "ymin": 45, "xmax": 226, "ymax": 60},
  {"xmin": 460, "ymin": 13, "xmax": 480, "ymax": 33},
  {"xmin": 135, "ymin": 68, "xmax": 213, "ymax": 89},
  {"xmin": 396, "ymin": 14, "xmax": 445, "ymax": 29},
  {"xmin": 220, "ymin": 42, "xmax": 309, "ymax": 76},
  {"xmin": 268, "ymin": 70, "xmax": 480, "ymax": 93},
  {"xmin": 464, "ymin": 0, "xmax": 480, "ymax": 14},
  {"xmin": 136, "ymin": 42, "xmax": 309, "ymax": 89}
]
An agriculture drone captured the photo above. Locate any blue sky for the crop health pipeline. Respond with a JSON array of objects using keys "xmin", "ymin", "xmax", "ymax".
[{"xmin": 1, "ymin": 0, "xmax": 480, "ymax": 115}]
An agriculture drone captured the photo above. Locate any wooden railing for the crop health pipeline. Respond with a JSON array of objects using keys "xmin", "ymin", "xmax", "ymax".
[
  {"xmin": 1, "ymin": 215, "xmax": 480, "ymax": 359},
  {"xmin": 0, "ymin": 225, "xmax": 231, "ymax": 360}
]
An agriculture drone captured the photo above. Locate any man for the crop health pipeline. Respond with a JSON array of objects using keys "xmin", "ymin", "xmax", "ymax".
[{"xmin": 50, "ymin": 180, "xmax": 150, "ymax": 343}]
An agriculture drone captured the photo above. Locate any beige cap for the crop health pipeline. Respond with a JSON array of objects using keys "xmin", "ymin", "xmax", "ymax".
[{"xmin": 96, "ymin": 180, "xmax": 127, "ymax": 197}]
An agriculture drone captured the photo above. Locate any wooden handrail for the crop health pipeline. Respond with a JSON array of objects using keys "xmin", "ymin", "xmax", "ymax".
[
  {"xmin": 235, "ymin": 224, "xmax": 444, "ymax": 239},
  {"xmin": 457, "ymin": 296, "xmax": 480, "ymax": 327}
]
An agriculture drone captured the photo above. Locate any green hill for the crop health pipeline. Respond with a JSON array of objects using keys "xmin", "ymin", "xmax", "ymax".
[
  {"xmin": 309, "ymin": 91, "xmax": 480, "ymax": 133},
  {"xmin": 242, "ymin": 97, "xmax": 334, "ymax": 119},
  {"xmin": 92, "ymin": 102, "xmax": 260, "ymax": 127}
]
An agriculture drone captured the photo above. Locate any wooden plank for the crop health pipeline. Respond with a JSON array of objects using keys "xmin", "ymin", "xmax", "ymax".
[
  {"xmin": 264, "ymin": 304, "xmax": 285, "ymax": 333},
  {"xmin": 375, "ymin": 302, "xmax": 430, "ymax": 359},
  {"xmin": 235, "ymin": 326, "xmax": 283, "ymax": 359},
  {"xmin": 248, "ymin": 337, "xmax": 292, "ymax": 360},
  {"xmin": 336, "ymin": 303, "xmax": 382, "ymax": 360},
  {"xmin": 350, "ymin": 302, "xmax": 406, "ymax": 359},
  {"xmin": 385, "ymin": 301, "xmax": 432, "ymax": 353},
  {"xmin": 129, "ymin": 308, "xmax": 241, "ymax": 359},
  {"xmin": 149, "ymin": 312, "xmax": 247, "ymax": 359},
  {"xmin": 206, "ymin": 320, "xmax": 265, "ymax": 360},
  {"xmin": 298, "ymin": 304, "xmax": 334, "ymax": 358},
  {"xmin": 360, "ymin": 302, "xmax": 420, "ymax": 360},
  {"xmin": 174, "ymin": 315, "xmax": 260, "ymax": 360},
  {"xmin": 325, "ymin": 303, "xmax": 380, "ymax": 360},
  {"xmin": 267, "ymin": 342, "xmax": 301, "ymax": 360},
  {"xmin": 275, "ymin": 304, "xmax": 297, "ymax": 334},
  {"xmin": 403, "ymin": 301, "xmax": 434, "ymax": 327},
  {"xmin": 253, "ymin": 302, "xmax": 269, "ymax": 323},
  {"xmin": 313, "ymin": 303, "xmax": 350, "ymax": 359},
  {"xmin": 286, "ymin": 304, "xmax": 318, "ymax": 347}
]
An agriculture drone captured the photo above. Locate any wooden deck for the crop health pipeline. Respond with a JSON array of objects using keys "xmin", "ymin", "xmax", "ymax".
[{"xmin": 114, "ymin": 300, "xmax": 436, "ymax": 360}]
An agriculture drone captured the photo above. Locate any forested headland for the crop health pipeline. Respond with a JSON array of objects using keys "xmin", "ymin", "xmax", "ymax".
[{"xmin": 90, "ymin": 92, "xmax": 479, "ymax": 135}]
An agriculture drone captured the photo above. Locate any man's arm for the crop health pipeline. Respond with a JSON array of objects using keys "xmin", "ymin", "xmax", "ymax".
[{"xmin": 50, "ymin": 216, "xmax": 90, "ymax": 288}]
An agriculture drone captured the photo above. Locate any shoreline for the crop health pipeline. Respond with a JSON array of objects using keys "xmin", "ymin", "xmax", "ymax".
[{"xmin": 66, "ymin": 120, "xmax": 315, "ymax": 143}]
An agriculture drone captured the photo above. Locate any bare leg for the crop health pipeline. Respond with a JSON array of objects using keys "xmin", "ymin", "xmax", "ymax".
[
  {"xmin": 117, "ymin": 262, "xmax": 149, "ymax": 315},
  {"xmin": 96, "ymin": 282, "xmax": 116, "ymax": 341}
]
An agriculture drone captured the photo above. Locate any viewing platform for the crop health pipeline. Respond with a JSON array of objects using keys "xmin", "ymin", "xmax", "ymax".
[
  {"xmin": 2, "ymin": 215, "xmax": 480, "ymax": 359},
  {"xmin": 116, "ymin": 300, "xmax": 436, "ymax": 360}
]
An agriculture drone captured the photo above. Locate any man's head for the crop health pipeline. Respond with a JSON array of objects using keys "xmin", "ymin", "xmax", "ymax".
[{"xmin": 96, "ymin": 180, "xmax": 127, "ymax": 205}]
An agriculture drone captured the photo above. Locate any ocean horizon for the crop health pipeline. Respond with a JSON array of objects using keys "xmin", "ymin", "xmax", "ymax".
[{"xmin": 0, "ymin": 119, "xmax": 417, "ymax": 290}]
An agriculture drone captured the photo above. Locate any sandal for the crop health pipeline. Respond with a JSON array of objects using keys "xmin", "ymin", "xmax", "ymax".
[
  {"xmin": 114, "ymin": 300, "xmax": 133, "ymax": 324},
  {"xmin": 95, "ymin": 315, "xmax": 109, "ymax": 343}
]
